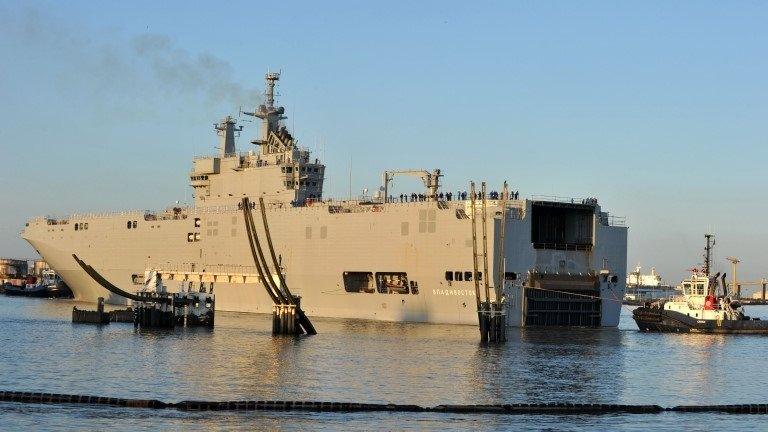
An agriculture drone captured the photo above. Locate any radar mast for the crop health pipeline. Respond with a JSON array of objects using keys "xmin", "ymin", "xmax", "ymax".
[
  {"xmin": 242, "ymin": 72, "xmax": 287, "ymax": 149},
  {"xmin": 703, "ymin": 234, "xmax": 715, "ymax": 276}
]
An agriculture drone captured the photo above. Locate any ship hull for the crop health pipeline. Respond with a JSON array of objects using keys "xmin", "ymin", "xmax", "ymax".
[
  {"xmin": 633, "ymin": 307, "xmax": 768, "ymax": 334},
  {"xmin": 23, "ymin": 200, "xmax": 627, "ymax": 326}
]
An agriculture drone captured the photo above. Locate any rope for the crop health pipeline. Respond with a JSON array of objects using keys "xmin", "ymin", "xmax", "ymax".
[{"xmin": 520, "ymin": 285, "xmax": 625, "ymax": 304}]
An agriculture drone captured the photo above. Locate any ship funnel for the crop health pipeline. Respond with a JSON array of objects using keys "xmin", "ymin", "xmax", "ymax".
[{"xmin": 215, "ymin": 116, "xmax": 242, "ymax": 157}]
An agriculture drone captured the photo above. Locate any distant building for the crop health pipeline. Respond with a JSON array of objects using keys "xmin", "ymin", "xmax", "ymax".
[
  {"xmin": 31, "ymin": 260, "xmax": 50, "ymax": 277},
  {"xmin": 0, "ymin": 258, "xmax": 28, "ymax": 279}
]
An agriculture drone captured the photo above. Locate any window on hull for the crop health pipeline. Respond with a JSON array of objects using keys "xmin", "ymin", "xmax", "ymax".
[
  {"xmin": 343, "ymin": 272, "xmax": 375, "ymax": 293},
  {"xmin": 376, "ymin": 272, "xmax": 409, "ymax": 294},
  {"xmin": 409, "ymin": 280, "xmax": 419, "ymax": 294},
  {"xmin": 445, "ymin": 271, "xmax": 482, "ymax": 282}
]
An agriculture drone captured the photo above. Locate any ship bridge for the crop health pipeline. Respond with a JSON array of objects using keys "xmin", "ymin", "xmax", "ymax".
[{"xmin": 190, "ymin": 72, "xmax": 325, "ymax": 207}]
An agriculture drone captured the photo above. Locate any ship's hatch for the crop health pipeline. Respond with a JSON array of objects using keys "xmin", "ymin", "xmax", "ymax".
[
  {"xmin": 530, "ymin": 202, "xmax": 594, "ymax": 251},
  {"xmin": 524, "ymin": 273, "xmax": 601, "ymax": 327}
]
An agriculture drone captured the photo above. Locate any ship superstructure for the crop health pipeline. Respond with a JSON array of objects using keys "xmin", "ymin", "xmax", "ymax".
[{"xmin": 22, "ymin": 73, "xmax": 628, "ymax": 326}]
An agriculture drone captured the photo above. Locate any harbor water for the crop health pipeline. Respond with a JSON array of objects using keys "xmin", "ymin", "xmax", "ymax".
[{"xmin": 2, "ymin": 296, "xmax": 768, "ymax": 431}]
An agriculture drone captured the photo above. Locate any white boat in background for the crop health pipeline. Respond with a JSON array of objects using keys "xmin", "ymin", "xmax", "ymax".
[{"xmin": 625, "ymin": 266, "xmax": 679, "ymax": 303}]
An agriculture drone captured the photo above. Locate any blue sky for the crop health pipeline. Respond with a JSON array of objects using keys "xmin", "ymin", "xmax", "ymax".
[{"xmin": 1, "ymin": 1, "xmax": 766, "ymax": 286}]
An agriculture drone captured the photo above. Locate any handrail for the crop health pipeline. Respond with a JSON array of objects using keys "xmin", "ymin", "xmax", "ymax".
[{"xmin": 530, "ymin": 194, "xmax": 597, "ymax": 204}]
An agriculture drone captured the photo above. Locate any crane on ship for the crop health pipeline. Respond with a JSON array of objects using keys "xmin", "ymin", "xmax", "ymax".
[{"xmin": 382, "ymin": 169, "xmax": 443, "ymax": 202}]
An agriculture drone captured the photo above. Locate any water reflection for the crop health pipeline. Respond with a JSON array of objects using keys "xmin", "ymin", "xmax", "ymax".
[{"xmin": 3, "ymin": 297, "xmax": 768, "ymax": 430}]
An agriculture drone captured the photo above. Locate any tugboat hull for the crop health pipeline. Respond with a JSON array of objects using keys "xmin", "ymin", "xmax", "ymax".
[
  {"xmin": 633, "ymin": 307, "xmax": 768, "ymax": 334},
  {"xmin": 3, "ymin": 284, "xmax": 50, "ymax": 298}
]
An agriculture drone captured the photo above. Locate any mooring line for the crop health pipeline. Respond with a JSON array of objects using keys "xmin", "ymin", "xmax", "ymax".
[
  {"xmin": 2, "ymin": 391, "xmax": 768, "ymax": 415},
  {"xmin": 521, "ymin": 285, "xmax": 640, "ymax": 315},
  {"xmin": 520, "ymin": 285, "xmax": 624, "ymax": 303}
]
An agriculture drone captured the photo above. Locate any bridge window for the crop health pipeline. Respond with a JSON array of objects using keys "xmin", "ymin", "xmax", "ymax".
[
  {"xmin": 127, "ymin": 221, "xmax": 132, "ymax": 229},
  {"xmin": 445, "ymin": 271, "xmax": 453, "ymax": 281},
  {"xmin": 84, "ymin": 223, "xmax": 88, "ymax": 230},
  {"xmin": 343, "ymin": 271, "xmax": 375, "ymax": 293},
  {"xmin": 465, "ymin": 271, "xmax": 473, "ymax": 281},
  {"xmin": 454, "ymin": 271, "xmax": 463, "ymax": 281},
  {"xmin": 74, "ymin": 224, "xmax": 78, "ymax": 231}
]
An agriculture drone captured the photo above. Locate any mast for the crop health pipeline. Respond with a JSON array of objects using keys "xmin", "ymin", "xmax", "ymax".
[
  {"xmin": 703, "ymin": 234, "xmax": 715, "ymax": 276},
  {"xmin": 242, "ymin": 72, "xmax": 287, "ymax": 149}
]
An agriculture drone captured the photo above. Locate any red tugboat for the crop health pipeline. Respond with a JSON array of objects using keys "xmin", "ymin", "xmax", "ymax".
[{"xmin": 633, "ymin": 235, "xmax": 768, "ymax": 334}]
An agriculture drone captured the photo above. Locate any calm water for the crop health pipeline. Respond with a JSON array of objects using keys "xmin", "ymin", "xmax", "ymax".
[{"xmin": 1, "ymin": 296, "xmax": 768, "ymax": 431}]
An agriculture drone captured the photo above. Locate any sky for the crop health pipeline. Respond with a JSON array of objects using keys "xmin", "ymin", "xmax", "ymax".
[{"xmin": 0, "ymin": 1, "xmax": 766, "ymax": 288}]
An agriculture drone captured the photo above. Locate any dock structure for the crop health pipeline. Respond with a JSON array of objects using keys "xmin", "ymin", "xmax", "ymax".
[
  {"xmin": 148, "ymin": 266, "xmax": 262, "ymax": 286},
  {"xmin": 72, "ymin": 297, "xmax": 109, "ymax": 324},
  {"xmin": 470, "ymin": 181, "xmax": 507, "ymax": 342},
  {"xmin": 72, "ymin": 215, "xmax": 312, "ymax": 334},
  {"xmin": 72, "ymin": 255, "xmax": 215, "ymax": 328}
]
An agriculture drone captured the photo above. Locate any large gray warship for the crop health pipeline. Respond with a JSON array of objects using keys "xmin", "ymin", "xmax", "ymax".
[{"xmin": 22, "ymin": 73, "xmax": 628, "ymax": 326}]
